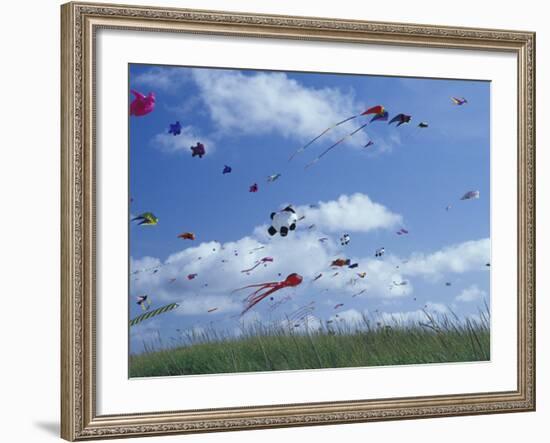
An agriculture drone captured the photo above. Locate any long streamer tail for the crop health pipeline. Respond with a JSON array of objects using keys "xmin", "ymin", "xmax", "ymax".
[
  {"xmin": 289, "ymin": 115, "xmax": 358, "ymax": 161},
  {"xmin": 305, "ymin": 122, "xmax": 368, "ymax": 169}
]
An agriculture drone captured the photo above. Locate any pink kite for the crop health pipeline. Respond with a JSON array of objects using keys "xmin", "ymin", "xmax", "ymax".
[
  {"xmin": 232, "ymin": 273, "xmax": 303, "ymax": 315},
  {"xmin": 240, "ymin": 257, "xmax": 274, "ymax": 273},
  {"xmin": 187, "ymin": 273, "xmax": 198, "ymax": 280},
  {"xmin": 129, "ymin": 89, "xmax": 156, "ymax": 116},
  {"xmin": 249, "ymin": 183, "xmax": 259, "ymax": 193}
]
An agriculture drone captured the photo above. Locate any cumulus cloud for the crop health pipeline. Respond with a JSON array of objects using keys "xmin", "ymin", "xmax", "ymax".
[
  {"xmin": 329, "ymin": 308, "xmax": 365, "ymax": 325},
  {"xmin": 132, "ymin": 66, "xmax": 193, "ymax": 91},
  {"xmin": 455, "ymin": 285, "xmax": 487, "ymax": 303},
  {"xmin": 297, "ymin": 193, "xmax": 402, "ymax": 233},
  {"xmin": 191, "ymin": 69, "xmax": 369, "ymax": 147},
  {"xmin": 401, "ymin": 238, "xmax": 490, "ymax": 279},
  {"xmin": 377, "ymin": 302, "xmax": 448, "ymax": 326}
]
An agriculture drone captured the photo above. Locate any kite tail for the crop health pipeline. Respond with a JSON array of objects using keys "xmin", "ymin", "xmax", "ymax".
[
  {"xmin": 231, "ymin": 281, "xmax": 278, "ymax": 294},
  {"xmin": 305, "ymin": 122, "xmax": 369, "ymax": 168},
  {"xmin": 289, "ymin": 115, "xmax": 359, "ymax": 161},
  {"xmin": 240, "ymin": 262, "xmax": 262, "ymax": 273},
  {"xmin": 241, "ymin": 286, "xmax": 280, "ymax": 316}
]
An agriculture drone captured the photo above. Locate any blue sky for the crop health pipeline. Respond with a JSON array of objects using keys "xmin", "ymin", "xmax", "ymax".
[{"xmin": 128, "ymin": 64, "xmax": 490, "ymax": 355}]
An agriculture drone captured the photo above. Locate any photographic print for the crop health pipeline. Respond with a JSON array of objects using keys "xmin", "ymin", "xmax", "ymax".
[{"xmin": 128, "ymin": 64, "xmax": 491, "ymax": 378}]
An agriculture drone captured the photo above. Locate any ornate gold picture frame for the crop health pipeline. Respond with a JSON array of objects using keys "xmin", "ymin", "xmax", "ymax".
[{"xmin": 61, "ymin": 2, "xmax": 535, "ymax": 440}]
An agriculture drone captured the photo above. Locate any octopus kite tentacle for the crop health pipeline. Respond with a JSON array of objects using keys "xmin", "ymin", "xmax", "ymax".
[{"xmin": 232, "ymin": 273, "xmax": 303, "ymax": 315}]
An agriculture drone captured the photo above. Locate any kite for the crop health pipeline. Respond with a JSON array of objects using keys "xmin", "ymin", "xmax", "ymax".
[
  {"xmin": 240, "ymin": 257, "xmax": 274, "ymax": 273},
  {"xmin": 207, "ymin": 308, "xmax": 218, "ymax": 313},
  {"xmin": 222, "ymin": 165, "xmax": 232, "ymax": 174},
  {"xmin": 132, "ymin": 212, "xmax": 158, "ymax": 226},
  {"xmin": 129, "ymin": 89, "xmax": 155, "ymax": 117},
  {"xmin": 190, "ymin": 142, "xmax": 205, "ymax": 158},
  {"xmin": 267, "ymin": 173, "xmax": 281, "ymax": 182},
  {"xmin": 312, "ymin": 273, "xmax": 323, "ymax": 282},
  {"xmin": 168, "ymin": 121, "xmax": 182, "ymax": 135},
  {"xmin": 187, "ymin": 273, "xmax": 198, "ymax": 280},
  {"xmin": 305, "ymin": 123, "xmax": 369, "ymax": 168},
  {"xmin": 375, "ymin": 247, "xmax": 385, "ymax": 258},
  {"xmin": 331, "ymin": 258, "xmax": 351, "ymax": 267},
  {"xmin": 169, "ymin": 278, "xmax": 177, "ymax": 284},
  {"xmin": 445, "ymin": 282, "xmax": 452, "ymax": 286},
  {"xmin": 136, "ymin": 295, "xmax": 151, "ymax": 311},
  {"xmin": 233, "ymin": 273, "xmax": 303, "ymax": 315},
  {"xmin": 268, "ymin": 206, "xmax": 298, "ymax": 237},
  {"xmin": 177, "ymin": 232, "xmax": 195, "ymax": 240},
  {"xmin": 318, "ymin": 237, "xmax": 329, "ymax": 243},
  {"xmin": 370, "ymin": 111, "xmax": 389, "ymax": 123},
  {"xmin": 486, "ymin": 262, "xmax": 491, "ymax": 267},
  {"xmin": 340, "ymin": 234, "xmax": 351, "ymax": 246},
  {"xmin": 445, "ymin": 205, "xmax": 452, "ymax": 211},
  {"xmin": 334, "ymin": 303, "xmax": 344, "ymax": 309},
  {"xmin": 389, "ymin": 113, "xmax": 412, "ymax": 127},
  {"xmin": 396, "ymin": 228, "xmax": 409, "ymax": 236},
  {"xmin": 348, "ymin": 263, "xmax": 359, "ymax": 269},
  {"xmin": 332, "ymin": 272, "xmax": 340, "ymax": 278},
  {"xmin": 352, "ymin": 289, "xmax": 366, "ymax": 298},
  {"xmin": 461, "ymin": 190, "xmax": 480, "ymax": 200},
  {"xmin": 364, "ymin": 140, "xmax": 374, "ymax": 148},
  {"xmin": 357, "ymin": 272, "xmax": 366, "ymax": 279},
  {"xmin": 249, "ymin": 183, "xmax": 259, "ymax": 193},
  {"xmin": 129, "ymin": 302, "xmax": 179, "ymax": 327},
  {"xmin": 307, "ymin": 224, "xmax": 316, "ymax": 230},
  {"xmin": 418, "ymin": 122, "xmax": 429, "ymax": 128},
  {"xmin": 249, "ymin": 246, "xmax": 266, "ymax": 253},
  {"xmin": 289, "ymin": 105, "xmax": 386, "ymax": 163},
  {"xmin": 393, "ymin": 280, "xmax": 408, "ymax": 286},
  {"xmin": 451, "ymin": 97, "xmax": 468, "ymax": 105}
]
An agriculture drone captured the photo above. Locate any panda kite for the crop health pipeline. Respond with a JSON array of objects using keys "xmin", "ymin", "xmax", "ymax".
[{"xmin": 268, "ymin": 206, "xmax": 298, "ymax": 237}]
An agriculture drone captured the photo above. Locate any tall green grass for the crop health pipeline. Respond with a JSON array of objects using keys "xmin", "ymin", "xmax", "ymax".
[{"xmin": 129, "ymin": 308, "xmax": 490, "ymax": 377}]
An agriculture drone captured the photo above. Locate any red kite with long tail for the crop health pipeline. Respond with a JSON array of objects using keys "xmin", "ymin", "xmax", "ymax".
[{"xmin": 232, "ymin": 273, "xmax": 303, "ymax": 315}]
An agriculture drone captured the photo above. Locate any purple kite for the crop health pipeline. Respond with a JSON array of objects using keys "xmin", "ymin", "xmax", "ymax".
[
  {"xmin": 451, "ymin": 97, "xmax": 468, "ymax": 105},
  {"xmin": 190, "ymin": 142, "xmax": 205, "ymax": 158},
  {"xmin": 461, "ymin": 190, "xmax": 480, "ymax": 200},
  {"xmin": 389, "ymin": 113, "xmax": 412, "ymax": 127},
  {"xmin": 370, "ymin": 111, "xmax": 389, "ymax": 123},
  {"xmin": 168, "ymin": 121, "xmax": 182, "ymax": 135}
]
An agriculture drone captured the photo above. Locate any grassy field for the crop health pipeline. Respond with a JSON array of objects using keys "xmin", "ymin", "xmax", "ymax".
[{"xmin": 129, "ymin": 309, "xmax": 490, "ymax": 377}]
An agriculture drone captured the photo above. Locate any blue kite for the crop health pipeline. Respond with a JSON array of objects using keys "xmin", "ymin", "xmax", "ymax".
[{"xmin": 168, "ymin": 121, "xmax": 182, "ymax": 136}]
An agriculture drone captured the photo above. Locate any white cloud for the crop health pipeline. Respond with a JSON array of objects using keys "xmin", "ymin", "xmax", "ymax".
[
  {"xmin": 329, "ymin": 308, "xmax": 365, "ymax": 325},
  {"xmin": 401, "ymin": 238, "xmax": 490, "ymax": 279},
  {"xmin": 456, "ymin": 285, "xmax": 487, "ymax": 303},
  {"xmin": 191, "ymin": 69, "xmax": 369, "ymax": 147},
  {"xmin": 132, "ymin": 66, "xmax": 192, "ymax": 91},
  {"xmin": 130, "ymin": 192, "xmax": 489, "ymax": 318},
  {"xmin": 297, "ymin": 193, "xmax": 402, "ymax": 233},
  {"xmin": 151, "ymin": 125, "xmax": 214, "ymax": 155}
]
